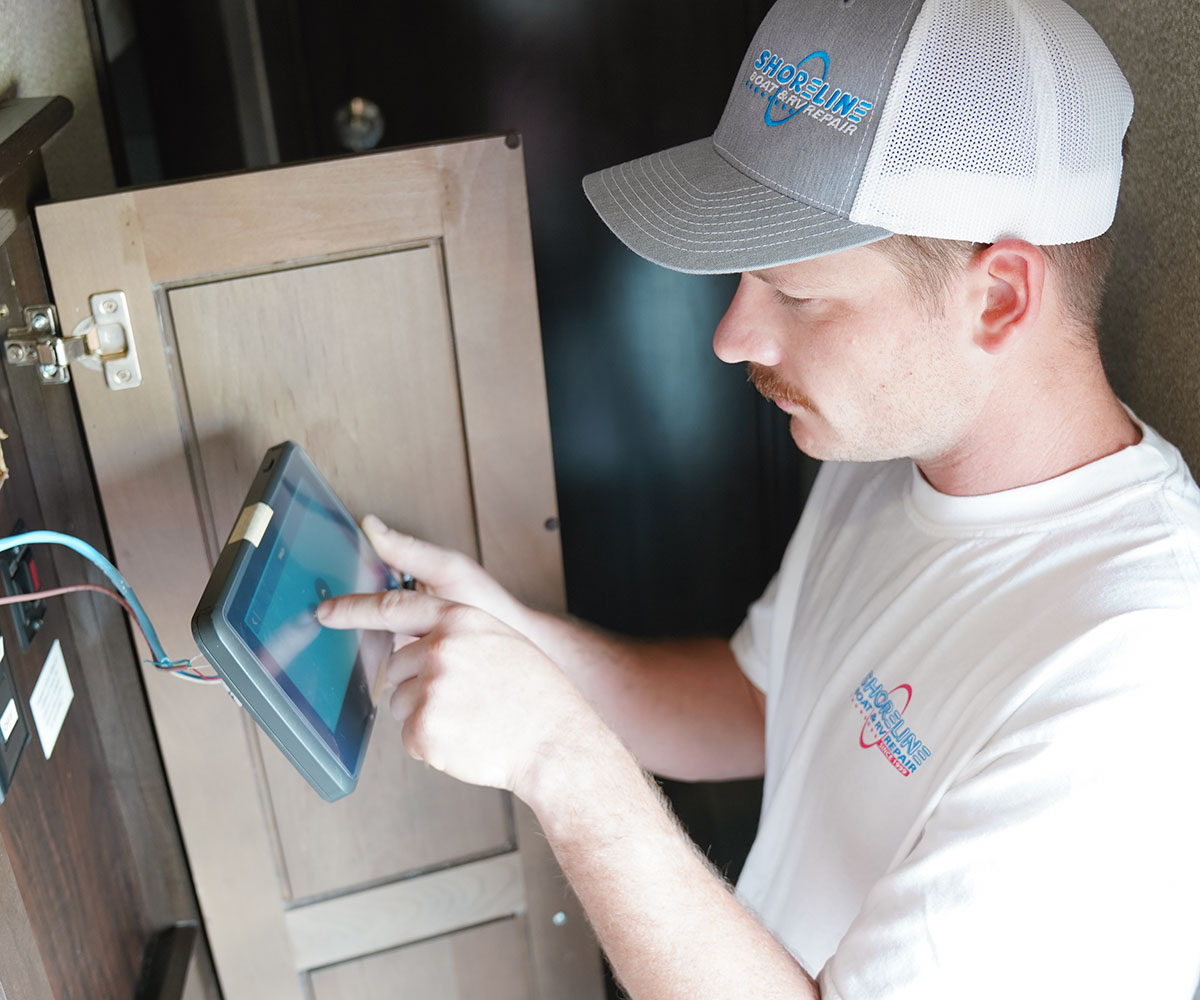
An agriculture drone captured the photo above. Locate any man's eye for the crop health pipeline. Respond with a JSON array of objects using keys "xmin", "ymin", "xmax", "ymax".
[{"xmin": 771, "ymin": 288, "xmax": 811, "ymax": 308}]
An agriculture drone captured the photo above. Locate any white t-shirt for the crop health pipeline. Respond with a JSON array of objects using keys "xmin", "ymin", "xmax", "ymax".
[{"xmin": 731, "ymin": 419, "xmax": 1200, "ymax": 1000}]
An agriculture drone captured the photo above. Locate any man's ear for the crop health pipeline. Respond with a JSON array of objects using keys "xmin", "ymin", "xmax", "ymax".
[{"xmin": 969, "ymin": 240, "xmax": 1045, "ymax": 355}]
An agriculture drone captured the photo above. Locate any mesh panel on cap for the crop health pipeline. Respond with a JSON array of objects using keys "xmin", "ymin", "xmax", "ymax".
[{"xmin": 849, "ymin": 0, "xmax": 1133, "ymax": 245}]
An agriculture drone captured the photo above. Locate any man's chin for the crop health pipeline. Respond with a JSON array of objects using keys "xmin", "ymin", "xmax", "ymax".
[
  {"xmin": 787, "ymin": 413, "xmax": 834, "ymax": 461},
  {"xmin": 787, "ymin": 415, "xmax": 903, "ymax": 464}
]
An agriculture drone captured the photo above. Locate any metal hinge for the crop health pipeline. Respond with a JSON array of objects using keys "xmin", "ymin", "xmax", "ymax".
[{"xmin": 4, "ymin": 292, "xmax": 142, "ymax": 390}]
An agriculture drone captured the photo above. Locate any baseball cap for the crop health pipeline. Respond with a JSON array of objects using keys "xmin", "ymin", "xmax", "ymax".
[{"xmin": 583, "ymin": 0, "xmax": 1133, "ymax": 274}]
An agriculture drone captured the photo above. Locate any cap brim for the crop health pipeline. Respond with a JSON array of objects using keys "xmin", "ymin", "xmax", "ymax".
[{"xmin": 583, "ymin": 138, "xmax": 891, "ymax": 275}]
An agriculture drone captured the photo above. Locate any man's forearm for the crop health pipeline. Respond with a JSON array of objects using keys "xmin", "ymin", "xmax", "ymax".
[
  {"xmin": 523, "ymin": 723, "xmax": 818, "ymax": 1000},
  {"xmin": 320, "ymin": 582, "xmax": 802, "ymax": 995},
  {"xmin": 516, "ymin": 608, "xmax": 765, "ymax": 781}
]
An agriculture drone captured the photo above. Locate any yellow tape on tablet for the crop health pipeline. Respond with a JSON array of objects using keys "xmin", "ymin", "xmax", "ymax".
[{"xmin": 229, "ymin": 502, "xmax": 274, "ymax": 548}]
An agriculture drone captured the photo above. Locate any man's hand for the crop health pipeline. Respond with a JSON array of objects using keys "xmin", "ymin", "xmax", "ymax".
[
  {"xmin": 358, "ymin": 515, "xmax": 536, "ymax": 635},
  {"xmin": 318, "ymin": 580, "xmax": 815, "ymax": 1000},
  {"xmin": 316, "ymin": 588, "xmax": 602, "ymax": 798},
  {"xmin": 356, "ymin": 517, "xmax": 765, "ymax": 783}
]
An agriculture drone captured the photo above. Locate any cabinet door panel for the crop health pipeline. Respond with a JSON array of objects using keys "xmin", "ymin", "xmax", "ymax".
[
  {"xmin": 36, "ymin": 137, "xmax": 601, "ymax": 999},
  {"xmin": 166, "ymin": 246, "xmax": 511, "ymax": 900},
  {"xmin": 308, "ymin": 918, "xmax": 534, "ymax": 1000}
]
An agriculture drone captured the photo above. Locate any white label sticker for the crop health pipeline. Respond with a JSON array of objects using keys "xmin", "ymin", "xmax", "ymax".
[
  {"xmin": 0, "ymin": 698, "xmax": 17, "ymax": 743},
  {"xmin": 30, "ymin": 639, "xmax": 73, "ymax": 759}
]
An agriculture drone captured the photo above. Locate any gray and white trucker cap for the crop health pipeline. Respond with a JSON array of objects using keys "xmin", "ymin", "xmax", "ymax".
[{"xmin": 583, "ymin": 0, "xmax": 1133, "ymax": 274}]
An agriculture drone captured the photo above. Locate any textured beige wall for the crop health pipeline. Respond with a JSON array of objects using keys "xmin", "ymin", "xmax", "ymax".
[
  {"xmin": 1071, "ymin": 0, "xmax": 1200, "ymax": 475},
  {"xmin": 1071, "ymin": 12, "xmax": 1200, "ymax": 1000},
  {"xmin": 0, "ymin": 0, "xmax": 115, "ymax": 199}
]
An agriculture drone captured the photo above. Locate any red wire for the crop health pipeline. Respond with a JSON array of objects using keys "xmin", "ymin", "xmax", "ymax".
[
  {"xmin": 0, "ymin": 583, "xmax": 220, "ymax": 679},
  {"xmin": 0, "ymin": 581, "xmax": 137, "ymax": 617}
]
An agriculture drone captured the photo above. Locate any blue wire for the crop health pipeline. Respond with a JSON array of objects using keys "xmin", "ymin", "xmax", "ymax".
[{"xmin": 0, "ymin": 531, "xmax": 207, "ymax": 680}]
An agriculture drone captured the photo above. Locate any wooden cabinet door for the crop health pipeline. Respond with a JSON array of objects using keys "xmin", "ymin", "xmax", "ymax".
[{"xmin": 35, "ymin": 136, "xmax": 603, "ymax": 1000}]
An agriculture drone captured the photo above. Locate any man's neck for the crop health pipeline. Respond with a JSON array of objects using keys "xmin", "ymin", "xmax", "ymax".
[{"xmin": 916, "ymin": 367, "xmax": 1142, "ymax": 498}]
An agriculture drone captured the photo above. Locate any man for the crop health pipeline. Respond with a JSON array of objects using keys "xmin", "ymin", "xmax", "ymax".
[{"xmin": 320, "ymin": 0, "xmax": 1200, "ymax": 996}]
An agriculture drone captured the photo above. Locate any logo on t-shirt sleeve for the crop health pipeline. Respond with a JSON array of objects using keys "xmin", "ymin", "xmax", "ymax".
[{"xmin": 853, "ymin": 671, "xmax": 933, "ymax": 778}]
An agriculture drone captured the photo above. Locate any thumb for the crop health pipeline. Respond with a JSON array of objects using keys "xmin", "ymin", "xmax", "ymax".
[{"xmin": 362, "ymin": 515, "xmax": 460, "ymax": 588}]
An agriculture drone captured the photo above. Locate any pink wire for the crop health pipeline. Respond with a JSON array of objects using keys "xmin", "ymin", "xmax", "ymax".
[{"xmin": 0, "ymin": 583, "xmax": 221, "ymax": 680}]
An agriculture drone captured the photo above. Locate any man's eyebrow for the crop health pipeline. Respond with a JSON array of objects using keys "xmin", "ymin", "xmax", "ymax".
[{"xmin": 751, "ymin": 270, "xmax": 838, "ymax": 296}]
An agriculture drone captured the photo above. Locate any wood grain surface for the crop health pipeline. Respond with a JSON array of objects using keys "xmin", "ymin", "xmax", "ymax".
[
  {"xmin": 285, "ymin": 852, "xmax": 526, "ymax": 970},
  {"xmin": 36, "ymin": 135, "xmax": 602, "ymax": 998},
  {"xmin": 308, "ymin": 916, "xmax": 534, "ymax": 1000}
]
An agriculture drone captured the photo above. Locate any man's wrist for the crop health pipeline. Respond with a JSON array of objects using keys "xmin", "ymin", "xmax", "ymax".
[
  {"xmin": 513, "ymin": 604, "xmax": 583, "ymax": 653},
  {"xmin": 514, "ymin": 708, "xmax": 639, "ymax": 837}
]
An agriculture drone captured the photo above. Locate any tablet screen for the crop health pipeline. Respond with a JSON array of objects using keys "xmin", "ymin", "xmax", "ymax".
[{"xmin": 233, "ymin": 468, "xmax": 389, "ymax": 769}]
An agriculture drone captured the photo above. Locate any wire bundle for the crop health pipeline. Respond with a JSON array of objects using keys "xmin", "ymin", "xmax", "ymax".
[{"xmin": 0, "ymin": 531, "xmax": 219, "ymax": 683}]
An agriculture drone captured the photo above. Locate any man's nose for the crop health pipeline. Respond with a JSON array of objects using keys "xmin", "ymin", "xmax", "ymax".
[{"xmin": 712, "ymin": 274, "xmax": 784, "ymax": 366}]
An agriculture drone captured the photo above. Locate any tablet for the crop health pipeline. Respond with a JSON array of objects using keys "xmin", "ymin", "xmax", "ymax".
[{"xmin": 192, "ymin": 441, "xmax": 400, "ymax": 801}]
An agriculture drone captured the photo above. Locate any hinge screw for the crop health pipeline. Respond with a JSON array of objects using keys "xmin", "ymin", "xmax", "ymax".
[
  {"xmin": 551, "ymin": 911, "xmax": 568, "ymax": 927},
  {"xmin": 38, "ymin": 364, "xmax": 58, "ymax": 379},
  {"xmin": 6, "ymin": 344, "xmax": 25, "ymax": 363},
  {"xmin": 101, "ymin": 299, "xmax": 118, "ymax": 314},
  {"xmin": 31, "ymin": 313, "xmax": 50, "ymax": 332},
  {"xmin": 114, "ymin": 368, "xmax": 132, "ymax": 384}
]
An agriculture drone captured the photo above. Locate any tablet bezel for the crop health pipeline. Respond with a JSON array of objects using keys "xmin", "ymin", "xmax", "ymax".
[{"xmin": 192, "ymin": 441, "xmax": 391, "ymax": 801}]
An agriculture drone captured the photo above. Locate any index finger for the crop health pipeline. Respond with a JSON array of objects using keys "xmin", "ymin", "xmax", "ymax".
[{"xmin": 317, "ymin": 588, "xmax": 451, "ymax": 635}]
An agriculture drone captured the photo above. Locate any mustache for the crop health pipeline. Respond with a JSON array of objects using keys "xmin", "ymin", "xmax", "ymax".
[{"xmin": 747, "ymin": 363, "xmax": 815, "ymax": 411}]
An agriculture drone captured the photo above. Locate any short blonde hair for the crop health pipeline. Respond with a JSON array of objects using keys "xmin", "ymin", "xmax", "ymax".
[{"xmin": 874, "ymin": 232, "xmax": 1116, "ymax": 334}]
